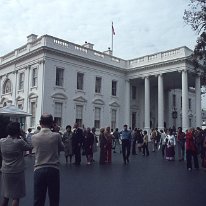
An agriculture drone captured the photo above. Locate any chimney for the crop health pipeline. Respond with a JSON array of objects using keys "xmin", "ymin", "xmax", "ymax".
[
  {"xmin": 82, "ymin": 41, "xmax": 94, "ymax": 49},
  {"xmin": 27, "ymin": 34, "xmax": 38, "ymax": 43},
  {"xmin": 103, "ymin": 47, "xmax": 113, "ymax": 56}
]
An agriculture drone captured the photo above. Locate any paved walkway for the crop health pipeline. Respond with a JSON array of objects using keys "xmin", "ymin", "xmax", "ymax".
[{"xmin": 1, "ymin": 147, "xmax": 206, "ymax": 206}]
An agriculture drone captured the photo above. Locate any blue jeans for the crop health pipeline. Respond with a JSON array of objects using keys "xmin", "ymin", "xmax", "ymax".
[{"xmin": 34, "ymin": 167, "xmax": 60, "ymax": 206}]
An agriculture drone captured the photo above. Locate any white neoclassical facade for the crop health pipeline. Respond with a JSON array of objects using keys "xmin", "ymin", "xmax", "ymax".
[{"xmin": 0, "ymin": 34, "xmax": 203, "ymax": 132}]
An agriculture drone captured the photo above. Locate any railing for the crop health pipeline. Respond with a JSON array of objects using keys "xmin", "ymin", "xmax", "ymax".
[
  {"xmin": 129, "ymin": 47, "xmax": 188, "ymax": 67},
  {"xmin": 53, "ymin": 38, "xmax": 69, "ymax": 48},
  {"xmin": 1, "ymin": 51, "xmax": 15, "ymax": 61},
  {"xmin": 1, "ymin": 35, "xmax": 189, "ymax": 69},
  {"xmin": 18, "ymin": 45, "xmax": 27, "ymax": 53}
]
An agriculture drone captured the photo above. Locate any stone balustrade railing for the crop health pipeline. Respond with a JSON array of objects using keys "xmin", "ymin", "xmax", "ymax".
[
  {"xmin": 0, "ymin": 35, "xmax": 192, "ymax": 69},
  {"xmin": 0, "ymin": 35, "xmax": 126, "ymax": 68},
  {"xmin": 129, "ymin": 47, "xmax": 193, "ymax": 68}
]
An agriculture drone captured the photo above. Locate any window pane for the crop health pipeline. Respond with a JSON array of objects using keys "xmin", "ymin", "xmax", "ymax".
[
  {"xmin": 95, "ymin": 77, "xmax": 102, "ymax": 93},
  {"xmin": 77, "ymin": 73, "xmax": 84, "ymax": 90},
  {"xmin": 111, "ymin": 109, "xmax": 116, "ymax": 129},
  {"xmin": 112, "ymin": 81, "xmax": 117, "ymax": 96},
  {"xmin": 172, "ymin": 94, "xmax": 176, "ymax": 107},
  {"xmin": 30, "ymin": 102, "xmax": 36, "ymax": 127},
  {"xmin": 94, "ymin": 108, "xmax": 101, "ymax": 128},
  {"xmin": 76, "ymin": 105, "xmax": 83, "ymax": 119},
  {"xmin": 3, "ymin": 79, "xmax": 12, "ymax": 94},
  {"xmin": 19, "ymin": 73, "xmax": 24, "ymax": 90},
  {"xmin": 56, "ymin": 68, "xmax": 64, "ymax": 86},
  {"xmin": 132, "ymin": 86, "xmax": 136, "ymax": 99},
  {"xmin": 189, "ymin": 98, "xmax": 191, "ymax": 110},
  {"xmin": 54, "ymin": 102, "xmax": 62, "ymax": 117},
  {"xmin": 32, "ymin": 68, "xmax": 38, "ymax": 87}
]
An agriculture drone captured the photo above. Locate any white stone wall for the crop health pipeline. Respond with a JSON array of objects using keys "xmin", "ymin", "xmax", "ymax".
[{"xmin": 0, "ymin": 34, "xmax": 202, "ymax": 132}]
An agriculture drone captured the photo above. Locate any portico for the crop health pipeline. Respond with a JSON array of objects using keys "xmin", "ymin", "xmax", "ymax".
[{"xmin": 126, "ymin": 46, "xmax": 203, "ymax": 132}]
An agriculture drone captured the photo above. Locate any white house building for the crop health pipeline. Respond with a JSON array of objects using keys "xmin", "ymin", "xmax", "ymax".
[{"xmin": 0, "ymin": 34, "xmax": 203, "ymax": 132}]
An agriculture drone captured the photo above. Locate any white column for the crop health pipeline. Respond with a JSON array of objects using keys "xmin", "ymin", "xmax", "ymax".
[
  {"xmin": 158, "ymin": 74, "xmax": 164, "ymax": 130},
  {"xmin": 124, "ymin": 79, "xmax": 130, "ymax": 126},
  {"xmin": 144, "ymin": 77, "xmax": 150, "ymax": 132},
  {"xmin": 182, "ymin": 70, "xmax": 189, "ymax": 131},
  {"xmin": 195, "ymin": 74, "xmax": 202, "ymax": 127}
]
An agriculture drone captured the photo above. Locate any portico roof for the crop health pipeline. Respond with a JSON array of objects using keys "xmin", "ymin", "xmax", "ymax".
[{"xmin": 0, "ymin": 105, "xmax": 32, "ymax": 117}]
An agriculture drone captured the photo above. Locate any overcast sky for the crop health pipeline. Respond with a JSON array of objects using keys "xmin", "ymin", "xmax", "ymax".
[{"xmin": 0, "ymin": 0, "xmax": 197, "ymax": 59}]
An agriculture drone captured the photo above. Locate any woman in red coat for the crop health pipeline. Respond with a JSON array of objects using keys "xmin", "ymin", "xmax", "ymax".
[{"xmin": 186, "ymin": 128, "xmax": 199, "ymax": 171}]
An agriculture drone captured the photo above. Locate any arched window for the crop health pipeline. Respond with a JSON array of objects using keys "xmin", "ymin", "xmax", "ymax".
[{"xmin": 3, "ymin": 79, "xmax": 12, "ymax": 94}]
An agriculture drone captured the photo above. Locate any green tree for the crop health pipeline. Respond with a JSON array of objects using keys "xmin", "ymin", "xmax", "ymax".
[{"xmin": 184, "ymin": 0, "xmax": 206, "ymax": 83}]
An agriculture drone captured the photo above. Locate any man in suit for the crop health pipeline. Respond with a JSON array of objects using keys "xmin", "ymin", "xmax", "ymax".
[{"xmin": 32, "ymin": 114, "xmax": 64, "ymax": 206}]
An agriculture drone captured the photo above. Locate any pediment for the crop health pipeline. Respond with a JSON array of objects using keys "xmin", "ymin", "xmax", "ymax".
[
  {"xmin": 109, "ymin": 101, "xmax": 120, "ymax": 107},
  {"xmin": 51, "ymin": 92, "xmax": 68, "ymax": 100},
  {"xmin": 73, "ymin": 96, "xmax": 87, "ymax": 103},
  {"xmin": 16, "ymin": 96, "xmax": 24, "ymax": 101},
  {"xmin": 131, "ymin": 104, "xmax": 139, "ymax": 110},
  {"xmin": 92, "ymin": 98, "xmax": 105, "ymax": 105},
  {"xmin": 28, "ymin": 92, "xmax": 38, "ymax": 99}
]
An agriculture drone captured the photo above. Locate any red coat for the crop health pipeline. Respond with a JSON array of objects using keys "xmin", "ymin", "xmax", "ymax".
[{"xmin": 186, "ymin": 131, "xmax": 197, "ymax": 152}]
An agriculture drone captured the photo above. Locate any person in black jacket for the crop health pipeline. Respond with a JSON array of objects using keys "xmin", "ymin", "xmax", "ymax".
[
  {"xmin": 72, "ymin": 123, "xmax": 84, "ymax": 165},
  {"xmin": 84, "ymin": 127, "xmax": 94, "ymax": 165}
]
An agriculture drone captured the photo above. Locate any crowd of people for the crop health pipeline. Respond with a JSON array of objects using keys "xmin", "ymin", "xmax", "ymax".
[{"xmin": 1, "ymin": 114, "xmax": 206, "ymax": 206}]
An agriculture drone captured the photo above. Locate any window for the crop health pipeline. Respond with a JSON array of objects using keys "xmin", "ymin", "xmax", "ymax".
[
  {"xmin": 132, "ymin": 86, "xmax": 136, "ymax": 100},
  {"xmin": 76, "ymin": 105, "xmax": 83, "ymax": 127},
  {"xmin": 189, "ymin": 118, "xmax": 192, "ymax": 127},
  {"xmin": 172, "ymin": 94, "xmax": 176, "ymax": 108},
  {"xmin": 95, "ymin": 77, "xmax": 102, "ymax": 93},
  {"xmin": 94, "ymin": 107, "xmax": 101, "ymax": 128},
  {"xmin": 77, "ymin": 72, "xmax": 84, "ymax": 90},
  {"xmin": 111, "ymin": 109, "xmax": 117, "ymax": 130},
  {"xmin": 32, "ymin": 68, "xmax": 38, "ymax": 87},
  {"xmin": 189, "ymin": 98, "xmax": 192, "ymax": 110},
  {"xmin": 56, "ymin": 68, "xmax": 64, "ymax": 86},
  {"xmin": 54, "ymin": 102, "xmax": 63, "ymax": 126},
  {"xmin": 19, "ymin": 72, "xmax": 24, "ymax": 90},
  {"xmin": 30, "ymin": 102, "xmax": 36, "ymax": 127},
  {"xmin": 3, "ymin": 79, "xmax": 12, "ymax": 94},
  {"xmin": 132, "ymin": 112, "xmax": 136, "ymax": 129},
  {"xmin": 112, "ymin": 80, "xmax": 117, "ymax": 96}
]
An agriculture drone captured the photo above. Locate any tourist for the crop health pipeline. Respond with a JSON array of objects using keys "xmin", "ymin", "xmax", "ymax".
[
  {"xmin": 0, "ymin": 122, "xmax": 32, "ymax": 206},
  {"xmin": 72, "ymin": 123, "xmax": 84, "ymax": 165},
  {"xmin": 132, "ymin": 128, "xmax": 138, "ymax": 155},
  {"xmin": 194, "ymin": 127, "xmax": 204, "ymax": 155},
  {"xmin": 32, "ymin": 114, "xmax": 64, "ymax": 206},
  {"xmin": 159, "ymin": 129, "xmax": 166, "ymax": 158},
  {"xmin": 84, "ymin": 127, "xmax": 94, "ymax": 165},
  {"xmin": 165, "ymin": 128, "xmax": 176, "ymax": 161},
  {"xmin": 177, "ymin": 127, "xmax": 186, "ymax": 161},
  {"xmin": 91, "ymin": 127, "xmax": 98, "ymax": 161},
  {"xmin": 26, "ymin": 128, "xmax": 33, "ymax": 155},
  {"xmin": 185, "ymin": 128, "xmax": 199, "ymax": 171},
  {"xmin": 150, "ymin": 128, "xmax": 157, "ymax": 152},
  {"xmin": 112, "ymin": 128, "xmax": 121, "ymax": 153},
  {"xmin": 99, "ymin": 128, "xmax": 107, "ymax": 164},
  {"xmin": 142, "ymin": 130, "xmax": 149, "ymax": 156},
  {"xmin": 137, "ymin": 129, "xmax": 143, "ymax": 153},
  {"xmin": 120, "ymin": 124, "xmax": 132, "ymax": 164},
  {"xmin": 104, "ymin": 127, "xmax": 113, "ymax": 163},
  {"xmin": 62, "ymin": 125, "xmax": 73, "ymax": 164}
]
